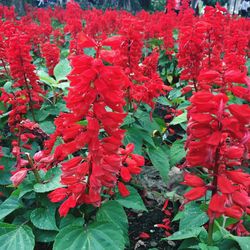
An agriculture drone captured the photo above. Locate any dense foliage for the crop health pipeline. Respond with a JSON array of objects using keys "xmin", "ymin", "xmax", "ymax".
[{"xmin": 0, "ymin": 1, "xmax": 249, "ymax": 249}]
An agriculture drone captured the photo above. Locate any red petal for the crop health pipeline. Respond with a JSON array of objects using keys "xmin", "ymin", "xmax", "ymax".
[
  {"xmin": 217, "ymin": 176, "xmax": 235, "ymax": 194},
  {"xmin": 139, "ymin": 232, "xmax": 150, "ymax": 239},
  {"xmin": 118, "ymin": 182, "xmax": 130, "ymax": 197},
  {"xmin": 184, "ymin": 186, "xmax": 207, "ymax": 201},
  {"xmin": 120, "ymin": 167, "xmax": 132, "ymax": 182},
  {"xmin": 182, "ymin": 173, "xmax": 205, "ymax": 187}
]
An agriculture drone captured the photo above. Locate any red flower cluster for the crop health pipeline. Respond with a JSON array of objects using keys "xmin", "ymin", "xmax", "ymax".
[
  {"xmin": 44, "ymin": 35, "xmax": 146, "ymax": 215},
  {"xmin": 41, "ymin": 42, "xmax": 60, "ymax": 76},
  {"xmin": 179, "ymin": 5, "xmax": 250, "ymax": 237}
]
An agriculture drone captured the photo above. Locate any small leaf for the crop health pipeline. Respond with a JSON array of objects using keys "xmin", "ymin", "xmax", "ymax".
[
  {"xmin": 54, "ymin": 59, "xmax": 71, "ymax": 81},
  {"xmin": 147, "ymin": 146, "xmax": 170, "ymax": 180},
  {"xmin": 170, "ymin": 111, "xmax": 187, "ymax": 125},
  {"xmin": 53, "ymin": 222, "xmax": 125, "ymax": 250},
  {"xmin": 38, "ymin": 70, "xmax": 57, "ymax": 86},
  {"xmin": 30, "ymin": 207, "xmax": 58, "ymax": 231},
  {"xmin": 116, "ymin": 186, "xmax": 147, "ymax": 212},
  {"xmin": 34, "ymin": 168, "xmax": 64, "ymax": 193},
  {"xmin": 39, "ymin": 121, "xmax": 56, "ymax": 134},
  {"xmin": 170, "ymin": 140, "xmax": 186, "ymax": 167},
  {"xmin": 166, "ymin": 227, "xmax": 202, "ymax": 241},
  {"xmin": 0, "ymin": 223, "xmax": 35, "ymax": 250},
  {"xmin": 156, "ymin": 96, "xmax": 171, "ymax": 106}
]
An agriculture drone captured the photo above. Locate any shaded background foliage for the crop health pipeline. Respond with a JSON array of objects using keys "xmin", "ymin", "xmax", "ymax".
[{"xmin": 0, "ymin": 0, "xmax": 236, "ymax": 15}]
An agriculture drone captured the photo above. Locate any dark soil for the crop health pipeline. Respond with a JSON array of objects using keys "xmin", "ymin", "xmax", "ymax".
[{"xmin": 126, "ymin": 200, "xmax": 178, "ymax": 250}]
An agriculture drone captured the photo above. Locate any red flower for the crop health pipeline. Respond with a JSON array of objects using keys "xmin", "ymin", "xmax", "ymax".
[
  {"xmin": 225, "ymin": 206, "xmax": 243, "ymax": 220},
  {"xmin": 184, "ymin": 186, "xmax": 207, "ymax": 201},
  {"xmin": 10, "ymin": 169, "xmax": 28, "ymax": 187},
  {"xmin": 208, "ymin": 194, "xmax": 226, "ymax": 218},
  {"xmin": 59, "ymin": 196, "xmax": 77, "ymax": 217},
  {"xmin": 48, "ymin": 188, "xmax": 68, "ymax": 203},
  {"xmin": 182, "ymin": 173, "xmax": 205, "ymax": 187},
  {"xmin": 118, "ymin": 182, "xmax": 130, "ymax": 197}
]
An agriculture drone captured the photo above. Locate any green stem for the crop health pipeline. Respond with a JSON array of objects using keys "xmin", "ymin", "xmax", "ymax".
[
  {"xmin": 207, "ymin": 219, "xmax": 214, "ymax": 245},
  {"xmin": 32, "ymin": 169, "xmax": 42, "ymax": 183},
  {"xmin": 25, "ymin": 153, "xmax": 42, "ymax": 183}
]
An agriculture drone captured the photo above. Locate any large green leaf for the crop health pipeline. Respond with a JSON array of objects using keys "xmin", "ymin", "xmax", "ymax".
[
  {"xmin": 30, "ymin": 207, "xmax": 58, "ymax": 231},
  {"xmin": 147, "ymin": 146, "xmax": 170, "ymax": 180},
  {"xmin": 0, "ymin": 194, "xmax": 22, "ymax": 220},
  {"xmin": 54, "ymin": 59, "xmax": 71, "ymax": 81},
  {"xmin": 96, "ymin": 201, "xmax": 128, "ymax": 237},
  {"xmin": 53, "ymin": 222, "xmax": 125, "ymax": 250},
  {"xmin": 230, "ymin": 236, "xmax": 250, "ymax": 250},
  {"xmin": 116, "ymin": 186, "xmax": 147, "ymax": 211},
  {"xmin": 0, "ymin": 223, "xmax": 34, "ymax": 250},
  {"xmin": 170, "ymin": 140, "xmax": 186, "ymax": 167}
]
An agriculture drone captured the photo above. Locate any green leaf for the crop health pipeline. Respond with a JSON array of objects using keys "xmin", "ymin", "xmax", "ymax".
[
  {"xmin": 198, "ymin": 243, "xmax": 219, "ymax": 250},
  {"xmin": 34, "ymin": 168, "xmax": 64, "ymax": 193},
  {"xmin": 170, "ymin": 140, "xmax": 186, "ymax": 167},
  {"xmin": 156, "ymin": 96, "xmax": 171, "ymax": 106},
  {"xmin": 116, "ymin": 186, "xmax": 147, "ymax": 212},
  {"xmin": 34, "ymin": 229, "xmax": 58, "ymax": 243},
  {"xmin": 147, "ymin": 146, "xmax": 170, "ymax": 180},
  {"xmin": 178, "ymin": 238, "xmax": 200, "ymax": 249},
  {"xmin": 53, "ymin": 222, "xmax": 125, "ymax": 250},
  {"xmin": 0, "ymin": 194, "xmax": 21, "ymax": 220},
  {"xmin": 179, "ymin": 203, "xmax": 209, "ymax": 230},
  {"xmin": 170, "ymin": 111, "xmax": 187, "ymax": 125},
  {"xmin": 166, "ymin": 227, "xmax": 202, "ymax": 241},
  {"xmin": 38, "ymin": 70, "xmax": 57, "ymax": 86},
  {"xmin": 39, "ymin": 120, "xmax": 56, "ymax": 134},
  {"xmin": 0, "ymin": 223, "xmax": 35, "ymax": 250},
  {"xmin": 0, "ymin": 157, "xmax": 15, "ymax": 185},
  {"xmin": 30, "ymin": 207, "xmax": 58, "ymax": 231},
  {"xmin": 96, "ymin": 201, "xmax": 128, "ymax": 238},
  {"xmin": 77, "ymin": 120, "xmax": 88, "ymax": 126},
  {"xmin": 3, "ymin": 81, "xmax": 12, "ymax": 93},
  {"xmin": 123, "ymin": 127, "xmax": 143, "ymax": 154},
  {"xmin": 122, "ymin": 114, "xmax": 135, "ymax": 126},
  {"xmin": 59, "ymin": 215, "xmax": 84, "ymax": 229},
  {"xmin": 54, "ymin": 59, "xmax": 71, "ymax": 81},
  {"xmin": 230, "ymin": 236, "xmax": 250, "ymax": 250}
]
